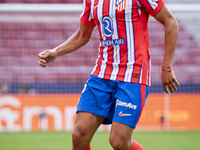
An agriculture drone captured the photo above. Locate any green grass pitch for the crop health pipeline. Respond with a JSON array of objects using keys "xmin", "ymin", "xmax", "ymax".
[{"xmin": 0, "ymin": 131, "xmax": 199, "ymax": 150}]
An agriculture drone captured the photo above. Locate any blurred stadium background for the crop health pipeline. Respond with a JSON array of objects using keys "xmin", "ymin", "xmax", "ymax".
[{"xmin": 0, "ymin": 0, "xmax": 200, "ymax": 134}]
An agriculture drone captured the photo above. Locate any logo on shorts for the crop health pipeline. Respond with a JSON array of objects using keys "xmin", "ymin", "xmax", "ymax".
[
  {"xmin": 119, "ymin": 111, "xmax": 131, "ymax": 116},
  {"xmin": 116, "ymin": 99, "xmax": 137, "ymax": 110},
  {"xmin": 81, "ymin": 83, "xmax": 87, "ymax": 94}
]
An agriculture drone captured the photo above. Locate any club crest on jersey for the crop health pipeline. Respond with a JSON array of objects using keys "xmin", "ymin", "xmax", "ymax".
[{"xmin": 116, "ymin": 0, "xmax": 127, "ymax": 11}]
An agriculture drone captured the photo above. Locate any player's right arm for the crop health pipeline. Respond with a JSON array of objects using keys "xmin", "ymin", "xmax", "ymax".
[{"xmin": 38, "ymin": 23, "xmax": 94, "ymax": 67}]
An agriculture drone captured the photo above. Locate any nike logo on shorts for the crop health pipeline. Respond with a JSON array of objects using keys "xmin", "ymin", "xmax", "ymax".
[{"xmin": 119, "ymin": 111, "xmax": 131, "ymax": 116}]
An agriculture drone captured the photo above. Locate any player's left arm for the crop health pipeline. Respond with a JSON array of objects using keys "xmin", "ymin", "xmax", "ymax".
[{"xmin": 153, "ymin": 5, "xmax": 180, "ymax": 93}]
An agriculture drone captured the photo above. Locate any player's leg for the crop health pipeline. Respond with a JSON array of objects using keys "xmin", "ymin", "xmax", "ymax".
[
  {"xmin": 109, "ymin": 121, "xmax": 144, "ymax": 150},
  {"xmin": 109, "ymin": 82, "xmax": 150, "ymax": 150},
  {"xmin": 72, "ymin": 111, "xmax": 105, "ymax": 150},
  {"xmin": 73, "ymin": 75, "xmax": 116, "ymax": 150},
  {"xmin": 109, "ymin": 121, "xmax": 133, "ymax": 150}
]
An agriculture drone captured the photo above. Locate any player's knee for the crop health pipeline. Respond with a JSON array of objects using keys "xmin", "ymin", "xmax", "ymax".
[
  {"xmin": 109, "ymin": 136, "xmax": 130, "ymax": 150},
  {"xmin": 110, "ymin": 141, "xmax": 123, "ymax": 150},
  {"xmin": 72, "ymin": 130, "xmax": 81, "ymax": 145},
  {"xmin": 72, "ymin": 127, "xmax": 90, "ymax": 146}
]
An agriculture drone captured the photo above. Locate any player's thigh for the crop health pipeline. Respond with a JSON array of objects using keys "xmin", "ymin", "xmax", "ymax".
[
  {"xmin": 77, "ymin": 75, "xmax": 116, "ymax": 124},
  {"xmin": 109, "ymin": 121, "xmax": 133, "ymax": 143},
  {"xmin": 73, "ymin": 111, "xmax": 105, "ymax": 138}
]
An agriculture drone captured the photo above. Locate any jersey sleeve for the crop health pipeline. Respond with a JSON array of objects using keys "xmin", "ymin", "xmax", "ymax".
[
  {"xmin": 138, "ymin": 0, "xmax": 165, "ymax": 16},
  {"xmin": 80, "ymin": 0, "xmax": 96, "ymax": 27}
]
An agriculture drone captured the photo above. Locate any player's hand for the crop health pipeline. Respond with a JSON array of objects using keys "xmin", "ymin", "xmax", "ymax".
[
  {"xmin": 38, "ymin": 49, "xmax": 57, "ymax": 67},
  {"xmin": 161, "ymin": 69, "xmax": 180, "ymax": 93}
]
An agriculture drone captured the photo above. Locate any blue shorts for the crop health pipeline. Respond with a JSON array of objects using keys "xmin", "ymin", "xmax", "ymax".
[{"xmin": 77, "ymin": 75, "xmax": 150, "ymax": 128}]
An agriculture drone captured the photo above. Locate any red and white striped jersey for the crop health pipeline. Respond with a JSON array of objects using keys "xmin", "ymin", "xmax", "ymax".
[{"xmin": 80, "ymin": 0, "xmax": 165, "ymax": 86}]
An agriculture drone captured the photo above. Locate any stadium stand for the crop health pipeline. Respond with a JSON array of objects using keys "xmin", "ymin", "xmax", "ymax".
[
  {"xmin": 0, "ymin": 1, "xmax": 199, "ymax": 93},
  {"xmin": 0, "ymin": 20, "xmax": 199, "ymax": 84},
  {"xmin": 0, "ymin": 0, "xmax": 82, "ymax": 3},
  {"xmin": 165, "ymin": 0, "xmax": 200, "ymax": 3},
  {"xmin": 0, "ymin": 0, "xmax": 200, "ymax": 3}
]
